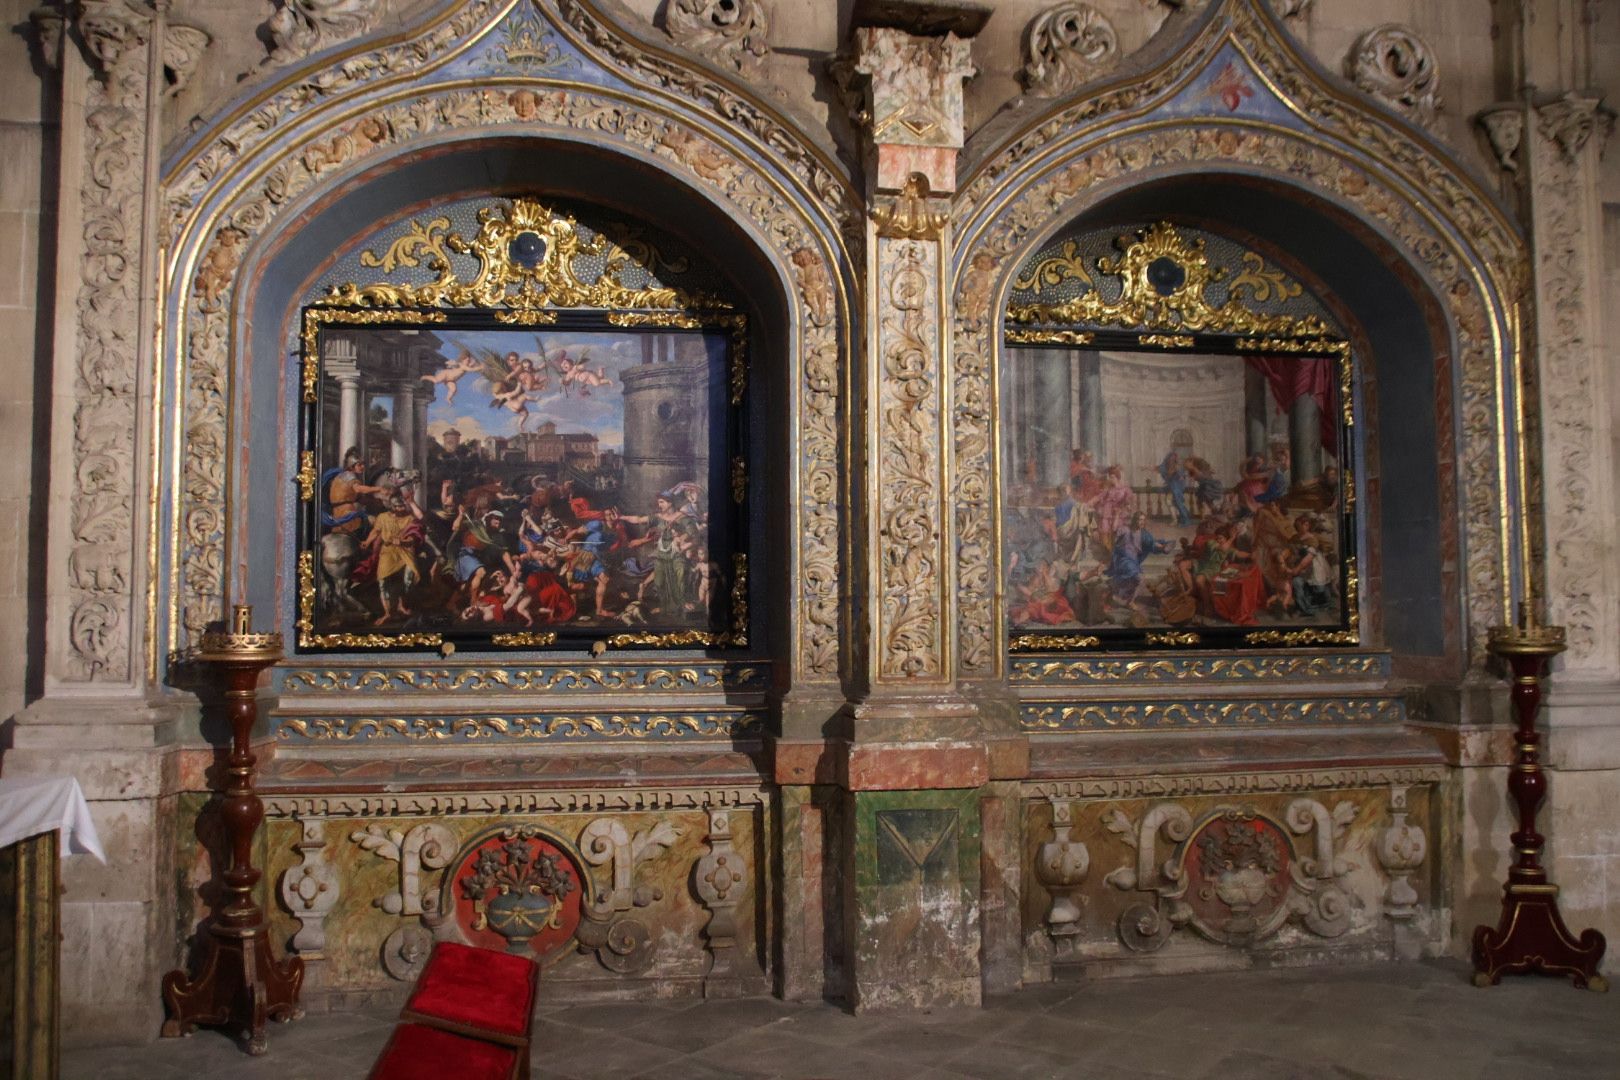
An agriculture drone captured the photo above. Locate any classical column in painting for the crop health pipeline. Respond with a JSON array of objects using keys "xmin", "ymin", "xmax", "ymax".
[
  {"xmin": 9, "ymin": 0, "xmax": 206, "ymax": 1042},
  {"xmin": 390, "ymin": 382, "xmax": 415, "ymax": 469},
  {"xmin": 328, "ymin": 351, "xmax": 363, "ymax": 457},
  {"xmin": 1244, "ymin": 365, "xmax": 1268, "ymax": 457},
  {"xmin": 1288, "ymin": 392, "xmax": 1321, "ymax": 488},
  {"xmin": 1077, "ymin": 349, "xmax": 1104, "ymax": 460},
  {"xmin": 837, "ymin": 1, "xmax": 1007, "ymax": 1010},
  {"xmin": 1033, "ymin": 349, "xmax": 1073, "ymax": 488}
]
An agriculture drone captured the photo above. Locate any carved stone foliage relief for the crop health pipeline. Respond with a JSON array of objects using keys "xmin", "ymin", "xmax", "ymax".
[
  {"xmin": 1022, "ymin": 3, "xmax": 1120, "ymax": 98},
  {"xmin": 662, "ymin": 0, "xmax": 770, "ymax": 78},
  {"xmin": 1346, "ymin": 25, "xmax": 1442, "ymax": 131}
]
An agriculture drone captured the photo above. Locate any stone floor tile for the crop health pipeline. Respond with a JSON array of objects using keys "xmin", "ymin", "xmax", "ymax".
[
  {"xmin": 848, "ymin": 1021, "xmax": 986, "ymax": 1065},
  {"xmin": 939, "ymin": 1037, "xmax": 1078, "ymax": 1079}
]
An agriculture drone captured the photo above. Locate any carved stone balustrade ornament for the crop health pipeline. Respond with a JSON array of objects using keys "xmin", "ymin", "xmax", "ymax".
[
  {"xmin": 1021, "ymin": 3, "xmax": 1118, "ymax": 98},
  {"xmin": 1346, "ymin": 24, "xmax": 1441, "ymax": 130},
  {"xmin": 1375, "ymin": 786, "xmax": 1426, "ymax": 920},
  {"xmin": 1034, "ymin": 799, "xmax": 1089, "ymax": 967}
]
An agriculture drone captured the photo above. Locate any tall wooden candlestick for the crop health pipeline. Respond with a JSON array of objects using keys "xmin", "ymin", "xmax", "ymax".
[
  {"xmin": 1472, "ymin": 620, "xmax": 1607, "ymax": 990},
  {"xmin": 162, "ymin": 605, "xmax": 305, "ymax": 1053}
]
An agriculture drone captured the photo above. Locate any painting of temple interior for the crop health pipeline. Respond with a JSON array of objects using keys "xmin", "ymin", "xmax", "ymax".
[
  {"xmin": 1003, "ymin": 347, "xmax": 1346, "ymax": 636},
  {"xmin": 307, "ymin": 322, "xmax": 732, "ymax": 644},
  {"xmin": 2, "ymin": 0, "xmax": 1617, "ymax": 1074}
]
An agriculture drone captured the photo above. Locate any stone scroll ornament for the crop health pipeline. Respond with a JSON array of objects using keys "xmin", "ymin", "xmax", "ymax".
[
  {"xmin": 1103, "ymin": 799, "xmax": 1358, "ymax": 951},
  {"xmin": 663, "ymin": 0, "xmax": 770, "ymax": 78},
  {"xmin": 348, "ymin": 822, "xmax": 458, "ymax": 980},
  {"xmin": 1346, "ymin": 24, "xmax": 1441, "ymax": 130},
  {"xmin": 263, "ymin": 0, "xmax": 383, "ymax": 65},
  {"xmin": 1021, "ymin": 3, "xmax": 1119, "ymax": 98},
  {"xmin": 575, "ymin": 817, "xmax": 682, "ymax": 974}
]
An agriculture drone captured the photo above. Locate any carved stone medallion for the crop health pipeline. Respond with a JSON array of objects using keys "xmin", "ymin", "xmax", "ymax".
[{"xmin": 444, "ymin": 827, "xmax": 586, "ymax": 961}]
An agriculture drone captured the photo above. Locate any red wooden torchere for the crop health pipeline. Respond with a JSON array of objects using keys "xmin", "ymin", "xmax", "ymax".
[
  {"xmin": 161, "ymin": 605, "xmax": 305, "ymax": 1053},
  {"xmin": 1472, "ymin": 620, "xmax": 1608, "ymax": 991}
]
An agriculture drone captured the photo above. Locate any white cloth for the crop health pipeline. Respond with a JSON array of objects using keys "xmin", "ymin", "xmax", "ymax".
[{"xmin": 0, "ymin": 775, "xmax": 107, "ymax": 862}]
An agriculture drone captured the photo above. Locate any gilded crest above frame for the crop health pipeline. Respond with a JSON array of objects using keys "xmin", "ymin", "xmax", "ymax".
[
  {"xmin": 296, "ymin": 197, "xmax": 750, "ymax": 654},
  {"xmin": 1002, "ymin": 222, "xmax": 1358, "ymax": 653}
]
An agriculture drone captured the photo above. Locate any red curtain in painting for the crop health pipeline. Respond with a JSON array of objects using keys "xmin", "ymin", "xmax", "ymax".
[{"xmin": 1244, "ymin": 356, "xmax": 1336, "ymax": 455}]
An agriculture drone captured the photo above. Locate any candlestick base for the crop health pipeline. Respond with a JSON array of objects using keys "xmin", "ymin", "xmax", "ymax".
[
  {"xmin": 161, "ymin": 923, "xmax": 306, "ymax": 1053},
  {"xmin": 1471, "ymin": 884, "xmax": 1607, "ymax": 991}
]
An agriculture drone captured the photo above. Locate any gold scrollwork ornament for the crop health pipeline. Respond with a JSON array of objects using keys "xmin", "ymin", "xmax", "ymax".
[{"xmin": 1008, "ymin": 222, "xmax": 1333, "ymax": 338}]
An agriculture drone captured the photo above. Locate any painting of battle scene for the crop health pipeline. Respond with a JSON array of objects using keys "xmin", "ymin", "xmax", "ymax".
[
  {"xmin": 1003, "ymin": 346, "xmax": 1350, "ymax": 642},
  {"xmin": 303, "ymin": 318, "xmax": 737, "ymax": 646}
]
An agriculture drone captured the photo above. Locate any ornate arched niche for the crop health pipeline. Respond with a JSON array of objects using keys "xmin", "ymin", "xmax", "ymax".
[
  {"xmin": 161, "ymin": 0, "xmax": 857, "ymax": 695},
  {"xmin": 154, "ymin": 0, "xmax": 855, "ymax": 998},
  {"xmin": 952, "ymin": 0, "xmax": 1526, "ymax": 691},
  {"xmin": 950, "ymin": 0, "xmax": 1526, "ymax": 979}
]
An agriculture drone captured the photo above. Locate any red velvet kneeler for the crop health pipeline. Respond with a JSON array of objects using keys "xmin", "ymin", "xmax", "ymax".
[
  {"xmin": 400, "ymin": 942, "xmax": 538, "ymax": 1080},
  {"xmin": 367, "ymin": 1022, "xmax": 521, "ymax": 1080}
]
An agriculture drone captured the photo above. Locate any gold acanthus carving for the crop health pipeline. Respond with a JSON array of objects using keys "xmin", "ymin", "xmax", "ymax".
[
  {"xmin": 1010, "ymin": 633, "xmax": 1101, "ymax": 651},
  {"xmin": 730, "ymin": 457, "xmax": 746, "ymax": 504},
  {"xmin": 1007, "ymin": 222, "xmax": 1333, "ymax": 337},
  {"xmin": 277, "ymin": 713, "xmax": 764, "ymax": 742},
  {"xmin": 168, "ymin": 79, "xmax": 845, "ymax": 675},
  {"xmin": 1024, "ymin": 766, "xmax": 1445, "ymax": 803},
  {"xmin": 280, "ymin": 665, "xmax": 761, "ymax": 693},
  {"xmin": 296, "ymin": 451, "xmax": 316, "ymax": 502},
  {"xmin": 1145, "ymin": 631, "xmax": 1201, "ymax": 647},
  {"xmin": 1005, "ymin": 328, "xmax": 1095, "ymax": 346},
  {"xmin": 1138, "ymin": 334, "xmax": 1193, "ymax": 349},
  {"xmin": 490, "ymin": 631, "xmax": 558, "ymax": 647},
  {"xmin": 262, "ymin": 785, "xmax": 770, "ymax": 820},
  {"xmin": 1244, "ymin": 629, "xmax": 1361, "ymax": 647},
  {"xmin": 1011, "ymin": 654, "xmax": 1385, "ymax": 682},
  {"xmin": 872, "ymin": 174, "xmax": 948, "ymax": 241},
  {"xmin": 1021, "ymin": 697, "xmax": 1405, "ymax": 731},
  {"xmin": 327, "ymin": 199, "xmax": 722, "ymax": 315}
]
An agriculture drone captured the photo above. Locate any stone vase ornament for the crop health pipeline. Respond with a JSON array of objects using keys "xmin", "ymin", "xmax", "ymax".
[{"xmin": 461, "ymin": 832, "xmax": 578, "ymax": 956}]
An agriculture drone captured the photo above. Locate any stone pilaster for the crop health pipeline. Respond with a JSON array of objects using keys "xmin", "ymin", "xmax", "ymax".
[
  {"xmin": 839, "ymin": 4, "xmax": 999, "ymax": 1009},
  {"xmin": 8, "ymin": 0, "xmax": 205, "ymax": 1044}
]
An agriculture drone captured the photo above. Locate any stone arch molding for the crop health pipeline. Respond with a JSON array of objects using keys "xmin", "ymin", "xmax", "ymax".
[
  {"xmin": 159, "ymin": 0, "xmax": 858, "ymax": 684},
  {"xmin": 949, "ymin": 0, "xmax": 1526, "ymax": 679}
]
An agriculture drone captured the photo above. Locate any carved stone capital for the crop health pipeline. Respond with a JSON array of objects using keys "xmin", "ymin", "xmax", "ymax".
[
  {"xmin": 872, "ymin": 173, "xmax": 949, "ymax": 240},
  {"xmin": 26, "ymin": 6, "xmax": 67, "ymax": 70},
  {"xmin": 1346, "ymin": 24, "xmax": 1441, "ymax": 130},
  {"xmin": 1535, "ymin": 92, "xmax": 1612, "ymax": 162},
  {"xmin": 1021, "ymin": 2, "xmax": 1118, "ymax": 98},
  {"xmin": 1475, "ymin": 103, "xmax": 1525, "ymax": 173},
  {"xmin": 76, "ymin": 0, "xmax": 154, "ymax": 75},
  {"xmin": 662, "ymin": 0, "xmax": 770, "ymax": 78}
]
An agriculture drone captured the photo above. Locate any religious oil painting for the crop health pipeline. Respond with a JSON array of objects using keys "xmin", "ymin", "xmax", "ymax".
[
  {"xmin": 1002, "ymin": 340, "xmax": 1353, "ymax": 649},
  {"xmin": 298, "ymin": 312, "xmax": 743, "ymax": 651}
]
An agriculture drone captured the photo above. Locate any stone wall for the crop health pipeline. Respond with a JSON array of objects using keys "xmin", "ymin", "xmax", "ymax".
[{"xmin": 0, "ymin": 0, "xmax": 50, "ymax": 723}]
